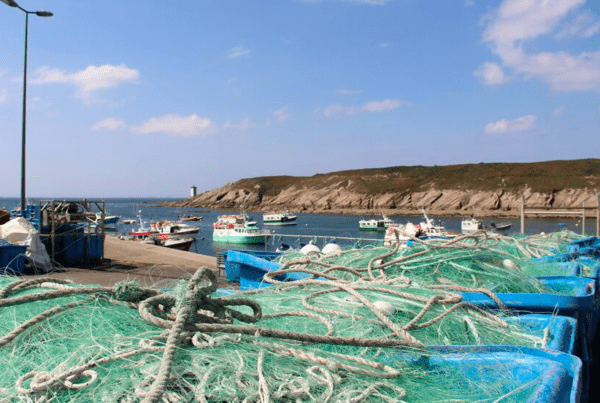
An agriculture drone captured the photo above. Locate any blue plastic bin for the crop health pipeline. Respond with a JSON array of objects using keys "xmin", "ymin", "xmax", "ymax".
[
  {"xmin": 84, "ymin": 234, "xmax": 104, "ymax": 261},
  {"xmin": 378, "ymin": 346, "xmax": 582, "ymax": 403},
  {"xmin": 0, "ymin": 242, "xmax": 28, "ymax": 275}
]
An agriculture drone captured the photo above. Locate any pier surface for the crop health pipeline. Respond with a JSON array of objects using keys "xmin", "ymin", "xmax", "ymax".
[{"xmin": 27, "ymin": 236, "xmax": 229, "ymax": 289}]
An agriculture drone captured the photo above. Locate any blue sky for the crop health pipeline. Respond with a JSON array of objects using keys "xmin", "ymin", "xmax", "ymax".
[{"xmin": 1, "ymin": 0, "xmax": 599, "ymax": 198}]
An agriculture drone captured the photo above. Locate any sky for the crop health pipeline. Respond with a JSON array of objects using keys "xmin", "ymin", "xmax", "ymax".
[{"xmin": 1, "ymin": 0, "xmax": 599, "ymax": 198}]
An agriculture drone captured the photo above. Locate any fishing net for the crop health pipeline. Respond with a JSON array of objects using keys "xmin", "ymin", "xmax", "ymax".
[
  {"xmin": 273, "ymin": 230, "xmax": 588, "ymax": 294},
  {"xmin": 0, "ymin": 264, "xmax": 565, "ymax": 402}
]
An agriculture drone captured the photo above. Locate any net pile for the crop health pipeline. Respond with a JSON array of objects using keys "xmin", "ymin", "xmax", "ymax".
[
  {"xmin": 0, "ymin": 258, "xmax": 560, "ymax": 402},
  {"xmin": 274, "ymin": 230, "xmax": 585, "ymax": 294}
]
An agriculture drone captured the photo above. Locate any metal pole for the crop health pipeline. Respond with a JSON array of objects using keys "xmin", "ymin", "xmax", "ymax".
[
  {"xmin": 597, "ymin": 193, "xmax": 599, "ymax": 237},
  {"xmin": 20, "ymin": 11, "xmax": 29, "ymax": 212},
  {"xmin": 520, "ymin": 191, "xmax": 525, "ymax": 235},
  {"xmin": 582, "ymin": 202, "xmax": 585, "ymax": 236}
]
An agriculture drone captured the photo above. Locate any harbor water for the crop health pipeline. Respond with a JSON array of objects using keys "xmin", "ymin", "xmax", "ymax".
[{"xmin": 0, "ymin": 197, "xmax": 593, "ymax": 257}]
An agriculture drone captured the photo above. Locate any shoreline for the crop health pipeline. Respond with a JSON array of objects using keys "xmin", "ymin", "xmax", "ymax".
[{"xmin": 159, "ymin": 202, "xmax": 599, "ymax": 219}]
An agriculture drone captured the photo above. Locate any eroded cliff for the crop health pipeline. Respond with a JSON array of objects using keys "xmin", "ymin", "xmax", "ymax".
[{"xmin": 165, "ymin": 160, "xmax": 600, "ymax": 217}]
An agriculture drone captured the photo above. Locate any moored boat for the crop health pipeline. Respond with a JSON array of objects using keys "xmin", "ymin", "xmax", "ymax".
[
  {"xmin": 384, "ymin": 209, "xmax": 458, "ymax": 246},
  {"xmin": 180, "ymin": 215, "xmax": 203, "ymax": 221},
  {"xmin": 491, "ymin": 222, "xmax": 512, "ymax": 231},
  {"xmin": 263, "ymin": 211, "xmax": 297, "ymax": 226},
  {"xmin": 461, "ymin": 216, "xmax": 483, "ymax": 233},
  {"xmin": 212, "ymin": 214, "xmax": 270, "ymax": 244},
  {"xmin": 129, "ymin": 210, "xmax": 199, "ymax": 250},
  {"xmin": 359, "ymin": 214, "xmax": 394, "ymax": 231}
]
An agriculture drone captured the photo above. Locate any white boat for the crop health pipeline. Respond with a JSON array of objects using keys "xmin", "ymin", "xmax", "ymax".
[
  {"xmin": 120, "ymin": 218, "xmax": 136, "ymax": 225},
  {"xmin": 263, "ymin": 211, "xmax": 297, "ymax": 226},
  {"xmin": 89, "ymin": 213, "xmax": 121, "ymax": 226},
  {"xmin": 149, "ymin": 220, "xmax": 200, "ymax": 236},
  {"xmin": 136, "ymin": 234, "xmax": 195, "ymax": 251},
  {"xmin": 156, "ymin": 234, "xmax": 195, "ymax": 251},
  {"xmin": 130, "ymin": 211, "xmax": 199, "ymax": 248},
  {"xmin": 212, "ymin": 214, "xmax": 270, "ymax": 244},
  {"xmin": 461, "ymin": 216, "xmax": 483, "ymax": 233},
  {"xmin": 359, "ymin": 214, "xmax": 394, "ymax": 231},
  {"xmin": 384, "ymin": 209, "xmax": 457, "ymax": 246},
  {"xmin": 180, "ymin": 215, "xmax": 203, "ymax": 221},
  {"xmin": 490, "ymin": 222, "xmax": 512, "ymax": 231}
]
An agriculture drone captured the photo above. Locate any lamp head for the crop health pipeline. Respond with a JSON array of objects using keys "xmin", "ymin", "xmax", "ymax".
[
  {"xmin": 0, "ymin": 0, "xmax": 19, "ymax": 7},
  {"xmin": 35, "ymin": 10, "xmax": 53, "ymax": 17}
]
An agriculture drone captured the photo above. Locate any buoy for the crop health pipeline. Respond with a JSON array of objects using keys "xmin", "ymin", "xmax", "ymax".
[
  {"xmin": 300, "ymin": 243, "xmax": 320, "ymax": 255},
  {"xmin": 322, "ymin": 243, "xmax": 342, "ymax": 254},
  {"xmin": 373, "ymin": 301, "xmax": 395, "ymax": 316},
  {"xmin": 502, "ymin": 259, "xmax": 516, "ymax": 270}
]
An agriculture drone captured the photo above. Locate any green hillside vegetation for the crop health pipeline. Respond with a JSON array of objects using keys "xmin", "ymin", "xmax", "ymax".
[{"xmin": 234, "ymin": 159, "xmax": 600, "ymax": 196}]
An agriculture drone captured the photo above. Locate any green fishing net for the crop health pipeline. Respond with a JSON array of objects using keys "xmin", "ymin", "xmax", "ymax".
[{"xmin": 0, "ymin": 263, "xmax": 567, "ymax": 402}]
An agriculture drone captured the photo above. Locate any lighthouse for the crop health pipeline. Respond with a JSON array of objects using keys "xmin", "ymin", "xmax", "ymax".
[{"xmin": 190, "ymin": 185, "xmax": 197, "ymax": 198}]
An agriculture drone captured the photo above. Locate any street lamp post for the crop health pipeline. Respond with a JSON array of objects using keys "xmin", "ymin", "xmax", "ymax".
[{"xmin": 1, "ymin": 0, "xmax": 53, "ymax": 212}]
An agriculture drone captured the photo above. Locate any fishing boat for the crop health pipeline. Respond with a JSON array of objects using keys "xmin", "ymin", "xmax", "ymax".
[
  {"xmin": 461, "ymin": 216, "xmax": 483, "ymax": 233},
  {"xmin": 491, "ymin": 222, "xmax": 512, "ymax": 231},
  {"xmin": 155, "ymin": 234, "xmax": 195, "ymax": 251},
  {"xmin": 384, "ymin": 210, "xmax": 457, "ymax": 245},
  {"xmin": 90, "ymin": 213, "xmax": 121, "ymax": 226},
  {"xmin": 120, "ymin": 218, "xmax": 136, "ymax": 225},
  {"xmin": 129, "ymin": 211, "xmax": 199, "ymax": 249},
  {"xmin": 212, "ymin": 214, "xmax": 270, "ymax": 244},
  {"xmin": 180, "ymin": 215, "xmax": 203, "ymax": 221},
  {"xmin": 359, "ymin": 214, "xmax": 394, "ymax": 231},
  {"xmin": 263, "ymin": 211, "xmax": 297, "ymax": 226},
  {"xmin": 149, "ymin": 220, "xmax": 200, "ymax": 236}
]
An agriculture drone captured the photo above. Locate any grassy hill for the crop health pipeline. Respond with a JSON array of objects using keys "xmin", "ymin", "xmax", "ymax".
[{"xmin": 234, "ymin": 159, "xmax": 600, "ymax": 196}]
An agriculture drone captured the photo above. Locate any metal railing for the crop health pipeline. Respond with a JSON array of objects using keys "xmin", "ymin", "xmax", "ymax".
[{"xmin": 520, "ymin": 193, "xmax": 600, "ymax": 236}]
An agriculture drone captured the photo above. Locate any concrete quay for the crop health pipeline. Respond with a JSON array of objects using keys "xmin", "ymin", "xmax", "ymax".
[{"xmin": 27, "ymin": 235, "xmax": 233, "ymax": 290}]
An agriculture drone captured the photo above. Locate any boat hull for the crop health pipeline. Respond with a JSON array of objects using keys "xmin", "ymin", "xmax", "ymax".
[
  {"xmin": 212, "ymin": 233, "xmax": 267, "ymax": 244},
  {"xmin": 263, "ymin": 220, "xmax": 297, "ymax": 226},
  {"xmin": 162, "ymin": 238, "xmax": 194, "ymax": 251}
]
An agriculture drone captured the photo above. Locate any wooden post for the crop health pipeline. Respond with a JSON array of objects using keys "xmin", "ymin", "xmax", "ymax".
[{"xmin": 520, "ymin": 191, "xmax": 525, "ymax": 235}]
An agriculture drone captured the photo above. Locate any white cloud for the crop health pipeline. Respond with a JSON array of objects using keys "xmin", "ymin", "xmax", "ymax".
[
  {"xmin": 273, "ymin": 108, "xmax": 290, "ymax": 121},
  {"xmin": 552, "ymin": 105, "xmax": 566, "ymax": 117},
  {"xmin": 556, "ymin": 10, "xmax": 600, "ymax": 39},
  {"xmin": 92, "ymin": 117, "xmax": 126, "ymax": 131},
  {"xmin": 323, "ymin": 98, "xmax": 409, "ymax": 117},
  {"xmin": 483, "ymin": 114, "xmax": 537, "ymax": 134},
  {"xmin": 473, "ymin": 62, "xmax": 508, "ymax": 85},
  {"xmin": 336, "ymin": 89, "xmax": 363, "ymax": 95},
  {"xmin": 228, "ymin": 46, "xmax": 250, "ymax": 60},
  {"xmin": 131, "ymin": 114, "xmax": 216, "ymax": 137},
  {"xmin": 0, "ymin": 89, "xmax": 7, "ymax": 104},
  {"xmin": 30, "ymin": 64, "xmax": 139, "ymax": 102},
  {"xmin": 478, "ymin": 0, "xmax": 600, "ymax": 92}
]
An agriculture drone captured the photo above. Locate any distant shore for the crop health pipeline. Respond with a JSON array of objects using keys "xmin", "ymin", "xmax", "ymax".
[{"xmin": 160, "ymin": 201, "xmax": 599, "ymax": 219}]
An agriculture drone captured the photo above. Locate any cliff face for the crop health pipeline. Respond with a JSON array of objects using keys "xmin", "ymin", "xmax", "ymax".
[
  {"xmin": 168, "ymin": 185, "xmax": 599, "ymax": 218},
  {"xmin": 166, "ymin": 160, "xmax": 600, "ymax": 217}
]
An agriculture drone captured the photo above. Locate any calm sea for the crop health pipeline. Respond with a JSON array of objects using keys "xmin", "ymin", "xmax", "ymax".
[{"xmin": 0, "ymin": 197, "xmax": 593, "ymax": 257}]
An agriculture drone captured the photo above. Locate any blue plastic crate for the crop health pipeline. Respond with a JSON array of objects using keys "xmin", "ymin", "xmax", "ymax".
[
  {"xmin": 0, "ymin": 242, "xmax": 28, "ymax": 275},
  {"xmin": 504, "ymin": 314, "xmax": 577, "ymax": 355},
  {"xmin": 225, "ymin": 250, "xmax": 281, "ymax": 282},
  {"xmin": 84, "ymin": 234, "xmax": 104, "ymax": 261},
  {"xmin": 378, "ymin": 346, "xmax": 582, "ymax": 403}
]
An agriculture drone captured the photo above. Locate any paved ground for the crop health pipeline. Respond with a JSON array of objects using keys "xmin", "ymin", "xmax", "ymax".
[{"xmin": 25, "ymin": 236, "xmax": 235, "ymax": 290}]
